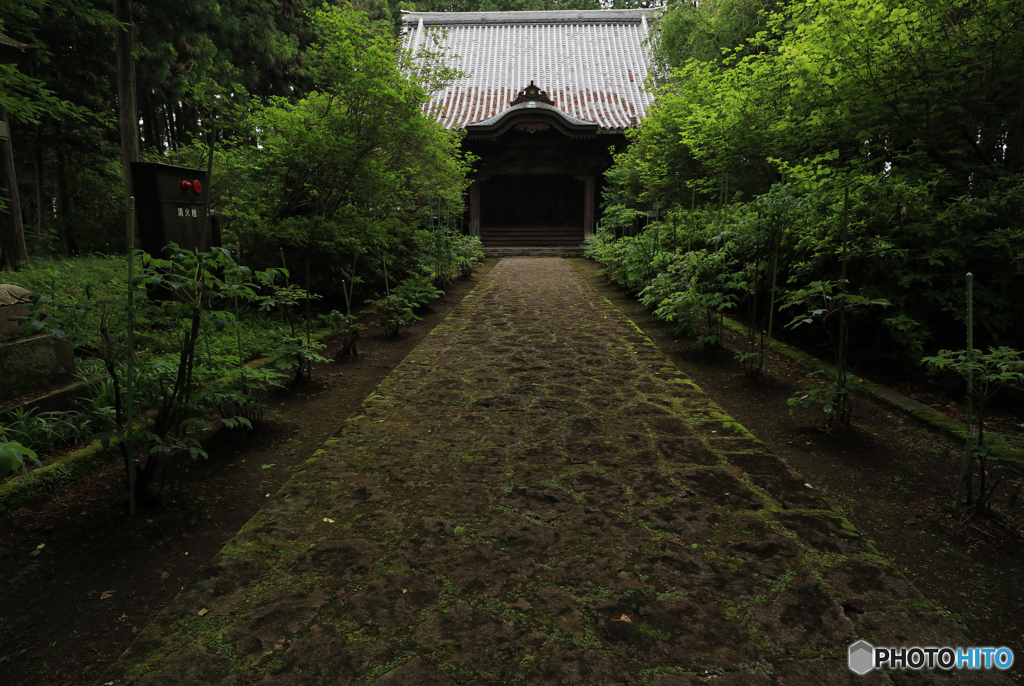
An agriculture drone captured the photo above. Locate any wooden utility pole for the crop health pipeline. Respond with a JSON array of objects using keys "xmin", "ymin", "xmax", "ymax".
[{"xmin": 114, "ymin": 0, "xmax": 139, "ymax": 253}]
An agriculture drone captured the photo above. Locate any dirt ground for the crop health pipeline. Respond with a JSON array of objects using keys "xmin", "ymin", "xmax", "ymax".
[{"xmin": 0, "ymin": 256, "xmax": 1020, "ymax": 685}]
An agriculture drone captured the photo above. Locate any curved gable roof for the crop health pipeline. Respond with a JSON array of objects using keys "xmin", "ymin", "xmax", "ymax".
[
  {"xmin": 402, "ymin": 9, "xmax": 656, "ymax": 132},
  {"xmin": 467, "ymin": 100, "xmax": 600, "ymax": 139}
]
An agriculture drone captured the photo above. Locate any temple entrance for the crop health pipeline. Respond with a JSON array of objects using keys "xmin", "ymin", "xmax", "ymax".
[{"xmin": 478, "ymin": 175, "xmax": 584, "ymax": 246}]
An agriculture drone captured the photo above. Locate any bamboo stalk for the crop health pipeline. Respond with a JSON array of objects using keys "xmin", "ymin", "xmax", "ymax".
[
  {"xmin": 126, "ymin": 196, "xmax": 136, "ymax": 516},
  {"xmin": 838, "ymin": 186, "xmax": 849, "ymax": 425},
  {"xmin": 688, "ymin": 189, "xmax": 695, "ymax": 253},
  {"xmin": 955, "ymin": 272, "xmax": 975, "ymax": 515}
]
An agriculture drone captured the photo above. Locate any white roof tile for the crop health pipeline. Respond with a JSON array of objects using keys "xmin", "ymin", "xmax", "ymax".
[{"xmin": 402, "ymin": 9, "xmax": 656, "ymax": 131}]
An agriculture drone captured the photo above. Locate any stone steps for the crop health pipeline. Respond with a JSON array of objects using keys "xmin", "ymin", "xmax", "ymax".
[
  {"xmin": 480, "ymin": 225, "xmax": 583, "ymax": 246},
  {"xmin": 482, "ymin": 246, "xmax": 586, "ymax": 257}
]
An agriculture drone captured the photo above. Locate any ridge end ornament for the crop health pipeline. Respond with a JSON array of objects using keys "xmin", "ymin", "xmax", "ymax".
[{"xmin": 510, "ymin": 81, "xmax": 555, "ymax": 107}]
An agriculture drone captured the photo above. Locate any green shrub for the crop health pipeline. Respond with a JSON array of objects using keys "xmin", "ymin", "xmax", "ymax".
[{"xmin": 0, "ymin": 439, "xmax": 41, "ymax": 480}]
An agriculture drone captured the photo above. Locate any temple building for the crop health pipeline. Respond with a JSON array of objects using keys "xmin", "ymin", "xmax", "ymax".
[{"xmin": 402, "ymin": 9, "xmax": 656, "ymax": 250}]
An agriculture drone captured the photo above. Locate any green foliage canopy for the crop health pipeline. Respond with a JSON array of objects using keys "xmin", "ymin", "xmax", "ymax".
[
  {"xmin": 214, "ymin": 6, "xmax": 472, "ymax": 289},
  {"xmin": 605, "ymin": 0, "xmax": 1024, "ymax": 366}
]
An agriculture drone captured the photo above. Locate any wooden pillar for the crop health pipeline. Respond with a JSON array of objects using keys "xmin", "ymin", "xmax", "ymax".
[
  {"xmin": 469, "ymin": 179, "xmax": 481, "ymax": 233},
  {"xmin": 583, "ymin": 174, "xmax": 595, "ymax": 239},
  {"xmin": 0, "ymin": 109, "xmax": 28, "ymax": 269}
]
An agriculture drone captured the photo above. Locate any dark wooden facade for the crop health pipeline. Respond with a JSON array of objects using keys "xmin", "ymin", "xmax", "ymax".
[
  {"xmin": 403, "ymin": 10, "xmax": 655, "ymax": 248},
  {"xmin": 463, "ymin": 87, "xmax": 625, "ymax": 247}
]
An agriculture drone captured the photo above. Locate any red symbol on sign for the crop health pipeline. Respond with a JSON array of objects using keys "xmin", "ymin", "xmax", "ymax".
[
  {"xmin": 181, "ymin": 180, "xmax": 192, "ymax": 192},
  {"xmin": 192, "ymin": 180, "xmax": 202, "ymax": 194}
]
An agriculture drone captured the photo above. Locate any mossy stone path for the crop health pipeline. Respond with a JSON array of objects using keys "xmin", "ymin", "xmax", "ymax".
[{"xmin": 102, "ymin": 258, "xmax": 1009, "ymax": 685}]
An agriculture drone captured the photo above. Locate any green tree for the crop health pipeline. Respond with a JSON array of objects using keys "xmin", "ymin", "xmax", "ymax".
[
  {"xmin": 650, "ymin": 0, "xmax": 779, "ymax": 74},
  {"xmin": 602, "ymin": 0, "xmax": 1024, "ymax": 367},
  {"xmin": 218, "ymin": 5, "xmax": 472, "ymax": 292}
]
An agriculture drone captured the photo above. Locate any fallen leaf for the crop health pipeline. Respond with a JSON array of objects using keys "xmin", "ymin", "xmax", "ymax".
[
  {"xmin": 323, "ymin": 518, "xmax": 335, "ymax": 524},
  {"xmin": 198, "ymin": 608, "xmax": 209, "ymax": 616},
  {"xmin": 100, "ymin": 590, "xmax": 116, "ymax": 600},
  {"xmin": 614, "ymin": 613, "xmax": 632, "ymax": 623}
]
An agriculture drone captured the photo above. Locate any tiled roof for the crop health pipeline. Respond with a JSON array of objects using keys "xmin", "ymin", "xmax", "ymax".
[{"xmin": 402, "ymin": 9, "xmax": 656, "ymax": 132}]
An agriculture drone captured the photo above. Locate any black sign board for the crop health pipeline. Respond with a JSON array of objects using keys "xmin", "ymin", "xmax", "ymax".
[{"xmin": 131, "ymin": 162, "xmax": 218, "ymax": 256}]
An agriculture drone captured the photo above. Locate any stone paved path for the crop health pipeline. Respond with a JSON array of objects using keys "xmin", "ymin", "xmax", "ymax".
[{"xmin": 103, "ymin": 259, "xmax": 1010, "ymax": 685}]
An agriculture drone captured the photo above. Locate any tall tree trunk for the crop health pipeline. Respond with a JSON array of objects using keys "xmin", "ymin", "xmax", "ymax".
[
  {"xmin": 114, "ymin": 0, "xmax": 139, "ymax": 253},
  {"xmin": 164, "ymin": 102, "xmax": 175, "ymax": 152},
  {"xmin": 0, "ymin": 108, "xmax": 28, "ymax": 270},
  {"xmin": 1011, "ymin": 72, "xmax": 1024, "ymax": 174},
  {"xmin": 56, "ymin": 149, "xmax": 76, "ymax": 256},
  {"xmin": 171, "ymin": 101, "xmax": 183, "ymax": 150},
  {"xmin": 33, "ymin": 123, "xmax": 48, "ymax": 250},
  {"xmin": 143, "ymin": 100, "xmax": 157, "ymax": 152},
  {"xmin": 144, "ymin": 101, "xmax": 151, "ymax": 151}
]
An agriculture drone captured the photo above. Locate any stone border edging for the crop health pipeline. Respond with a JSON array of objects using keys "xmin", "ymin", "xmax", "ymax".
[
  {"xmin": 0, "ymin": 438, "xmax": 120, "ymax": 516},
  {"xmin": 719, "ymin": 316, "xmax": 1024, "ymax": 463},
  {"xmin": 0, "ymin": 328, "xmax": 336, "ymax": 516}
]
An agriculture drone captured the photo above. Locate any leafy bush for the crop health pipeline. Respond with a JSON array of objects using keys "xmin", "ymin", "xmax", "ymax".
[
  {"xmin": 1, "ymin": 407, "xmax": 86, "ymax": 456},
  {"xmin": 585, "ymin": 229, "xmax": 657, "ymax": 292},
  {"xmin": 213, "ymin": 6, "xmax": 472, "ymax": 296},
  {"xmin": 452, "ymin": 234, "xmax": 484, "ymax": 279},
  {"xmin": 639, "ymin": 248, "xmax": 744, "ymax": 348},
  {"xmin": 0, "ymin": 439, "xmax": 40, "ymax": 480},
  {"xmin": 924, "ymin": 346, "xmax": 1024, "ymax": 511},
  {"xmin": 365, "ymin": 293, "xmax": 418, "ymax": 337},
  {"xmin": 321, "ymin": 310, "xmax": 363, "ymax": 358},
  {"xmin": 19, "ymin": 245, "xmax": 296, "ymax": 506},
  {"xmin": 394, "ymin": 274, "xmax": 444, "ymax": 311},
  {"xmin": 599, "ymin": 0, "xmax": 1024, "ymax": 374},
  {"xmin": 784, "ymin": 280, "xmax": 890, "ymax": 430},
  {"xmin": 9, "ymin": 255, "xmax": 125, "ymax": 299}
]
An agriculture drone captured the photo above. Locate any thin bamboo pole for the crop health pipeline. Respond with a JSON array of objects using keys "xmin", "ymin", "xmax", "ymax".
[
  {"xmin": 955, "ymin": 273, "xmax": 976, "ymax": 515},
  {"xmin": 688, "ymin": 189, "xmax": 695, "ymax": 253},
  {"xmin": 838, "ymin": 187, "xmax": 849, "ymax": 424},
  {"xmin": 126, "ymin": 197, "xmax": 136, "ymax": 516}
]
